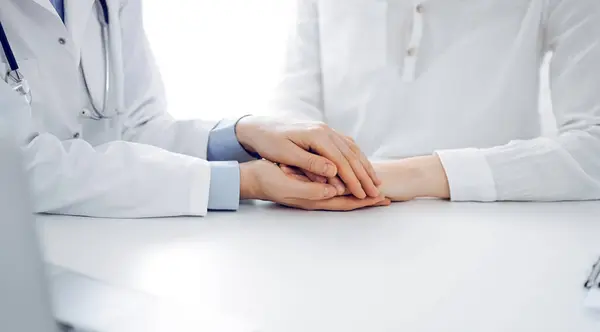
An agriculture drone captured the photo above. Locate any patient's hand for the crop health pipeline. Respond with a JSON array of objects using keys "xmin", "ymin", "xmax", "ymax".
[
  {"xmin": 277, "ymin": 165, "xmax": 390, "ymax": 211},
  {"xmin": 283, "ymin": 156, "xmax": 450, "ymax": 202}
]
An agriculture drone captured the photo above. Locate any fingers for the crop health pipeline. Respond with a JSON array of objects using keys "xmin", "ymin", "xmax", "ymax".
[
  {"xmin": 281, "ymin": 194, "xmax": 388, "ymax": 211},
  {"xmin": 344, "ymin": 136, "xmax": 381, "ymax": 186},
  {"xmin": 290, "ymin": 174, "xmax": 312, "ymax": 182},
  {"xmin": 280, "ymin": 164, "xmax": 327, "ymax": 183},
  {"xmin": 280, "ymin": 164, "xmax": 316, "ymax": 183},
  {"xmin": 279, "ymin": 142, "xmax": 339, "ymax": 178},
  {"xmin": 302, "ymin": 169, "xmax": 328, "ymax": 184},
  {"xmin": 282, "ymin": 165, "xmax": 355, "ymax": 198},
  {"xmin": 273, "ymin": 123, "xmax": 378, "ymax": 198},
  {"xmin": 268, "ymin": 162, "xmax": 337, "ymax": 202},
  {"xmin": 308, "ymin": 195, "xmax": 388, "ymax": 211},
  {"xmin": 279, "ymin": 164, "xmax": 299, "ymax": 176},
  {"xmin": 308, "ymin": 133, "xmax": 365, "ymax": 198},
  {"xmin": 374, "ymin": 198, "xmax": 392, "ymax": 207},
  {"xmin": 286, "ymin": 175, "xmax": 338, "ymax": 201},
  {"xmin": 292, "ymin": 125, "xmax": 363, "ymax": 190},
  {"xmin": 327, "ymin": 176, "xmax": 347, "ymax": 195},
  {"xmin": 276, "ymin": 163, "xmax": 393, "ymax": 210},
  {"xmin": 282, "ymin": 165, "xmax": 354, "ymax": 198},
  {"xmin": 331, "ymin": 134, "xmax": 379, "ymax": 198}
]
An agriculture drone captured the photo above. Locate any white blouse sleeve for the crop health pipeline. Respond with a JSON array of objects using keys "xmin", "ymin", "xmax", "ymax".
[{"xmin": 437, "ymin": 0, "xmax": 600, "ymax": 202}]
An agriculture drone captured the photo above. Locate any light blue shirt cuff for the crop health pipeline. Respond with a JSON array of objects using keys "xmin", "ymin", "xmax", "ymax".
[
  {"xmin": 208, "ymin": 161, "xmax": 240, "ymax": 211},
  {"xmin": 207, "ymin": 118, "xmax": 257, "ymax": 163}
]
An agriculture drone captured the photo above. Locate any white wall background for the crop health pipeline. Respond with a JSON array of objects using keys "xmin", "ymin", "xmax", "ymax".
[
  {"xmin": 143, "ymin": 0, "xmax": 295, "ymax": 121},
  {"xmin": 143, "ymin": 1, "xmax": 555, "ymax": 133}
]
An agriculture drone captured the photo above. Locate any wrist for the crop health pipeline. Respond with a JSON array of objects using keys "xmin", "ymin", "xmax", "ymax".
[
  {"xmin": 239, "ymin": 162, "xmax": 261, "ymax": 200},
  {"xmin": 411, "ymin": 155, "xmax": 450, "ymax": 199},
  {"xmin": 374, "ymin": 156, "xmax": 450, "ymax": 201},
  {"xmin": 235, "ymin": 116, "xmax": 258, "ymax": 154}
]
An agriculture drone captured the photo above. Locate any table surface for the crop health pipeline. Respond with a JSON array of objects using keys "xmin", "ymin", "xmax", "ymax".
[{"xmin": 38, "ymin": 200, "xmax": 600, "ymax": 332}]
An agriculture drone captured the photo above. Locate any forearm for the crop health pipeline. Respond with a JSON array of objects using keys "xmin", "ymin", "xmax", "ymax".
[
  {"xmin": 374, "ymin": 155, "xmax": 450, "ymax": 201},
  {"xmin": 376, "ymin": 128, "xmax": 600, "ymax": 203},
  {"xmin": 25, "ymin": 133, "xmax": 210, "ymax": 218},
  {"xmin": 123, "ymin": 113, "xmax": 216, "ymax": 159}
]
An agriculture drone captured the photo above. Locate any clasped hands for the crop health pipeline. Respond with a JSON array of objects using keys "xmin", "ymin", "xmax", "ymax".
[{"xmin": 234, "ymin": 116, "xmax": 449, "ymax": 211}]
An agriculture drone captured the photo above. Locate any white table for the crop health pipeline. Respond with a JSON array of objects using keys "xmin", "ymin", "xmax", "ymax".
[{"xmin": 38, "ymin": 201, "xmax": 600, "ymax": 332}]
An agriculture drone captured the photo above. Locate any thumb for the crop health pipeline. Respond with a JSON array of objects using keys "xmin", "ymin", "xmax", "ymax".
[
  {"xmin": 279, "ymin": 143, "xmax": 338, "ymax": 178},
  {"xmin": 286, "ymin": 178, "xmax": 338, "ymax": 201}
]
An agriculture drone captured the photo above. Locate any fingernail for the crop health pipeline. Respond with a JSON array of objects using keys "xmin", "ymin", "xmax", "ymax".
[
  {"xmin": 323, "ymin": 164, "xmax": 335, "ymax": 176},
  {"xmin": 371, "ymin": 187, "xmax": 380, "ymax": 197},
  {"xmin": 375, "ymin": 176, "xmax": 383, "ymax": 186},
  {"xmin": 335, "ymin": 184, "xmax": 345, "ymax": 194},
  {"xmin": 326, "ymin": 186, "xmax": 338, "ymax": 197}
]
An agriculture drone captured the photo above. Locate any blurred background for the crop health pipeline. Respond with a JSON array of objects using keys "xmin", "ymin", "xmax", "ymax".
[
  {"xmin": 143, "ymin": 0, "xmax": 555, "ymax": 133},
  {"xmin": 143, "ymin": 0, "xmax": 294, "ymax": 121}
]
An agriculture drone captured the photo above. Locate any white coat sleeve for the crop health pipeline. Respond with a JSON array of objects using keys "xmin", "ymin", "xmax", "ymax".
[
  {"xmin": 268, "ymin": 0, "xmax": 325, "ymax": 122},
  {"xmin": 0, "ymin": 83, "xmax": 210, "ymax": 218},
  {"xmin": 118, "ymin": 0, "xmax": 216, "ymax": 159},
  {"xmin": 436, "ymin": 0, "xmax": 600, "ymax": 202}
]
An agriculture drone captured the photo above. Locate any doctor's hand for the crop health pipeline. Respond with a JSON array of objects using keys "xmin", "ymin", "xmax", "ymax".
[
  {"xmin": 235, "ymin": 116, "xmax": 381, "ymax": 199},
  {"xmin": 239, "ymin": 160, "xmax": 390, "ymax": 211}
]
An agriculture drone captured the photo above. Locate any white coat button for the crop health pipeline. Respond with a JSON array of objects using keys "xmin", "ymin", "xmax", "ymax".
[
  {"xmin": 80, "ymin": 108, "xmax": 91, "ymax": 117},
  {"xmin": 416, "ymin": 4, "xmax": 424, "ymax": 13},
  {"xmin": 73, "ymin": 132, "xmax": 80, "ymax": 139},
  {"xmin": 407, "ymin": 47, "xmax": 417, "ymax": 56},
  {"xmin": 58, "ymin": 37, "xmax": 67, "ymax": 45}
]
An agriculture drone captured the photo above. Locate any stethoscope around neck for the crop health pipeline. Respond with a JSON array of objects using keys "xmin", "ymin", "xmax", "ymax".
[{"xmin": 0, "ymin": 0, "xmax": 117, "ymax": 120}]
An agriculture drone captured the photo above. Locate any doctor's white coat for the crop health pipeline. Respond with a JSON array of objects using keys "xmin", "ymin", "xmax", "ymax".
[{"xmin": 1, "ymin": 0, "xmax": 214, "ymax": 218}]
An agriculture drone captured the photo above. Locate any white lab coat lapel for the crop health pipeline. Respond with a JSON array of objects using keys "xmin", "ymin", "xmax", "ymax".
[
  {"xmin": 65, "ymin": 0, "xmax": 96, "ymax": 57},
  {"xmin": 28, "ymin": 0, "xmax": 60, "ymax": 15}
]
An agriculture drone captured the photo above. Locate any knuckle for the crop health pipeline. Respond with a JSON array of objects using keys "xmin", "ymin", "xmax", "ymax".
[
  {"xmin": 315, "ymin": 122, "xmax": 329, "ymax": 130},
  {"xmin": 342, "ymin": 140, "xmax": 358, "ymax": 154},
  {"xmin": 360, "ymin": 151, "xmax": 370, "ymax": 162},
  {"xmin": 309, "ymin": 122, "xmax": 328, "ymax": 132},
  {"xmin": 349, "ymin": 158, "xmax": 365, "ymax": 173},
  {"xmin": 331, "ymin": 178, "xmax": 343, "ymax": 186},
  {"xmin": 343, "ymin": 146, "xmax": 357, "ymax": 157},
  {"xmin": 349, "ymin": 154, "xmax": 361, "ymax": 163}
]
